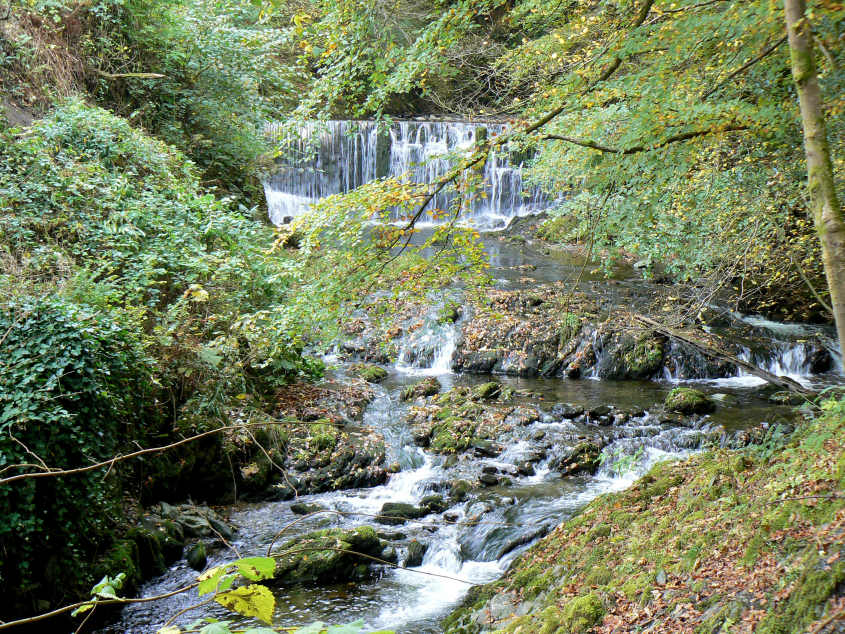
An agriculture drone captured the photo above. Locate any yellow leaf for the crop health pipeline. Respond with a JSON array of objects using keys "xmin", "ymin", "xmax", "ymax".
[{"xmin": 215, "ymin": 584, "xmax": 275, "ymax": 625}]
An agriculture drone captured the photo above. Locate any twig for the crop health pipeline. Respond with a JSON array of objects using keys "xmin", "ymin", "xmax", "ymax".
[{"xmin": 0, "ymin": 583, "xmax": 198, "ymax": 631}]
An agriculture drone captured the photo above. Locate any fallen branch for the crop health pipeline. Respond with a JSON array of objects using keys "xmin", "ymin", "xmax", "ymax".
[
  {"xmin": 94, "ymin": 70, "xmax": 166, "ymax": 80},
  {"xmin": 633, "ymin": 314, "xmax": 813, "ymax": 393}
]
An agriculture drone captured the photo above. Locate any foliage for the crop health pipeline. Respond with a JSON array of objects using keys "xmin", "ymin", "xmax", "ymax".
[
  {"xmin": 0, "ymin": 99, "xmax": 322, "ymax": 401},
  {"xmin": 0, "ymin": 297, "xmax": 151, "ymax": 609},
  {"xmin": 91, "ymin": 0, "xmax": 305, "ymax": 201},
  {"xmin": 0, "ymin": 101, "xmax": 320, "ymax": 616}
]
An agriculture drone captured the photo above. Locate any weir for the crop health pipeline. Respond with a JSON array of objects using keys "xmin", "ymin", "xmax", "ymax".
[{"xmin": 263, "ymin": 120, "xmax": 548, "ymax": 227}]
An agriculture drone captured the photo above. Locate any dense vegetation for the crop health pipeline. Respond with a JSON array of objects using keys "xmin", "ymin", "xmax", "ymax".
[{"xmin": 0, "ymin": 0, "xmax": 842, "ymax": 631}]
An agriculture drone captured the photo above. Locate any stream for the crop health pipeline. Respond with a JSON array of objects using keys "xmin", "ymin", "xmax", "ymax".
[{"xmin": 105, "ymin": 120, "xmax": 841, "ymax": 633}]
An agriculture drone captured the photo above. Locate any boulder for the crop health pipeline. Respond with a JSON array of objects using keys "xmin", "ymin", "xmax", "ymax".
[
  {"xmin": 271, "ymin": 526, "xmax": 387, "ymax": 586},
  {"xmin": 186, "ymin": 542, "xmax": 207, "ymax": 571},
  {"xmin": 351, "ymin": 364, "xmax": 389, "ymax": 383},
  {"xmin": 664, "ymin": 387, "xmax": 715, "ymax": 414},
  {"xmin": 290, "ymin": 502, "xmax": 327, "ymax": 516},
  {"xmin": 552, "ymin": 441, "xmax": 603, "ymax": 476},
  {"xmin": 401, "ymin": 377, "xmax": 442, "ymax": 401},
  {"xmin": 379, "ymin": 502, "xmax": 429, "ymax": 525},
  {"xmin": 404, "ymin": 539, "xmax": 428, "ymax": 567}
]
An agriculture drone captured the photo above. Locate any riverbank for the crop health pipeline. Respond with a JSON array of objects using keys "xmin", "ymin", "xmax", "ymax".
[{"xmin": 444, "ymin": 397, "xmax": 845, "ymax": 633}]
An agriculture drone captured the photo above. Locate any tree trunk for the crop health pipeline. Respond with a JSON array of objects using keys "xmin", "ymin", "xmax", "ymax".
[{"xmin": 783, "ymin": 0, "xmax": 845, "ymax": 357}]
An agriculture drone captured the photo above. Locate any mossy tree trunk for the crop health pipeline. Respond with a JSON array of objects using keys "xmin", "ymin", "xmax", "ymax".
[{"xmin": 784, "ymin": 0, "xmax": 845, "ymax": 355}]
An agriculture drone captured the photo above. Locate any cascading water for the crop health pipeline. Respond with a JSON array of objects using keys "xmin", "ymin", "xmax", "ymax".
[{"xmin": 263, "ymin": 120, "xmax": 548, "ymax": 227}]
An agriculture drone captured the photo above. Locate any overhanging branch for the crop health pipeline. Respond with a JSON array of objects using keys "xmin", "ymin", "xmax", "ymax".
[{"xmin": 543, "ymin": 124, "xmax": 748, "ymax": 154}]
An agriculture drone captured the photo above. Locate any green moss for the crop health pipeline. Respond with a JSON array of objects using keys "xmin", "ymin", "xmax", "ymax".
[
  {"xmin": 309, "ymin": 421, "xmax": 338, "ymax": 451},
  {"xmin": 622, "ymin": 334, "xmax": 664, "ymax": 377},
  {"xmin": 665, "ymin": 387, "xmax": 715, "ymax": 414},
  {"xmin": 559, "ymin": 312, "xmax": 581, "ymax": 347},
  {"xmin": 559, "ymin": 593, "xmax": 604, "ymax": 632},
  {"xmin": 351, "ymin": 363, "xmax": 389, "ymax": 383},
  {"xmin": 757, "ymin": 553, "xmax": 845, "ymax": 634}
]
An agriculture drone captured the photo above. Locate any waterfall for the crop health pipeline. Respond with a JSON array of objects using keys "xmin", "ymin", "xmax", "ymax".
[{"xmin": 263, "ymin": 120, "xmax": 548, "ymax": 227}]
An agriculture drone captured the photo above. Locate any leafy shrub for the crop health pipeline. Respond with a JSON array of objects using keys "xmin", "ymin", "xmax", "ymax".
[{"xmin": 0, "ymin": 297, "xmax": 152, "ymax": 610}]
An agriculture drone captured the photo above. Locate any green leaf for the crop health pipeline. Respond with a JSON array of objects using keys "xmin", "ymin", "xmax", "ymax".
[
  {"xmin": 157, "ymin": 627, "xmax": 182, "ymax": 634},
  {"xmin": 197, "ymin": 566, "xmax": 225, "ymax": 596},
  {"xmin": 235, "ymin": 556, "xmax": 276, "ymax": 581},
  {"xmin": 292, "ymin": 623, "xmax": 326, "ymax": 634},
  {"xmin": 214, "ymin": 584, "xmax": 275, "ymax": 625},
  {"xmin": 242, "ymin": 629, "xmax": 277, "ymax": 634},
  {"xmin": 199, "ymin": 623, "xmax": 233, "ymax": 634}
]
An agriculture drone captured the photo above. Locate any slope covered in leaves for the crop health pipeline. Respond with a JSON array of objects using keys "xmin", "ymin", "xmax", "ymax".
[{"xmin": 445, "ymin": 398, "xmax": 845, "ymax": 632}]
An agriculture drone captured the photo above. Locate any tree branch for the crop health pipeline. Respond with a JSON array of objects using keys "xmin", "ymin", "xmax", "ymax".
[
  {"xmin": 701, "ymin": 35, "xmax": 787, "ymax": 100},
  {"xmin": 543, "ymin": 124, "xmax": 748, "ymax": 155},
  {"xmin": 0, "ymin": 419, "xmax": 322, "ymax": 486}
]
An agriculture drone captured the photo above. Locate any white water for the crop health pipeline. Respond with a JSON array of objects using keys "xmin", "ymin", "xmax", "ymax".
[{"xmin": 263, "ymin": 120, "xmax": 548, "ymax": 226}]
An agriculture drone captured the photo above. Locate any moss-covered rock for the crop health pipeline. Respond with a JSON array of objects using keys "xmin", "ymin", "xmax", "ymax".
[
  {"xmin": 664, "ymin": 387, "xmax": 715, "ymax": 414},
  {"xmin": 401, "ymin": 377, "xmax": 442, "ymax": 401},
  {"xmin": 378, "ymin": 502, "xmax": 429, "ymax": 525},
  {"xmin": 551, "ymin": 441, "xmax": 603, "ymax": 476},
  {"xmin": 271, "ymin": 526, "xmax": 387, "ymax": 586},
  {"xmin": 186, "ymin": 542, "xmax": 207, "ymax": 571},
  {"xmin": 351, "ymin": 363, "xmax": 389, "ymax": 383},
  {"xmin": 471, "ymin": 381, "xmax": 503, "ymax": 401}
]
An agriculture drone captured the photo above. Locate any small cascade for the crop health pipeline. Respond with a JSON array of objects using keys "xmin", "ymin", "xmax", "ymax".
[
  {"xmin": 395, "ymin": 313, "xmax": 459, "ymax": 375},
  {"xmin": 263, "ymin": 120, "xmax": 548, "ymax": 226}
]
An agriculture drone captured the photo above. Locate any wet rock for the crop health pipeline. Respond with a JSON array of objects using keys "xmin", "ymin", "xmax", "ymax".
[
  {"xmin": 401, "ymin": 377, "xmax": 442, "ymax": 401},
  {"xmin": 379, "ymin": 502, "xmax": 429, "ymax": 525},
  {"xmin": 665, "ymin": 387, "xmax": 715, "ymax": 414},
  {"xmin": 186, "ymin": 542, "xmax": 207, "ymax": 571},
  {"xmin": 387, "ymin": 461, "xmax": 401, "ymax": 473},
  {"xmin": 593, "ymin": 332, "xmax": 665, "ymax": 380},
  {"xmin": 479, "ymin": 473, "xmax": 500, "ymax": 486},
  {"xmin": 270, "ymin": 526, "xmax": 387, "ymax": 586},
  {"xmin": 420, "ymin": 494, "xmax": 448, "ymax": 514},
  {"xmin": 404, "ymin": 539, "xmax": 428, "ymax": 567},
  {"xmin": 472, "ymin": 381, "xmax": 504, "ymax": 401},
  {"xmin": 126, "ymin": 527, "xmax": 166, "ymax": 578},
  {"xmin": 472, "ymin": 439, "xmax": 503, "ymax": 457},
  {"xmin": 768, "ymin": 390, "xmax": 805, "ymax": 406},
  {"xmin": 531, "ymin": 430, "xmax": 546, "ymax": 441},
  {"xmin": 351, "ymin": 363, "xmax": 388, "ymax": 383},
  {"xmin": 517, "ymin": 461, "xmax": 536, "ymax": 476},
  {"xmin": 481, "ymin": 465, "xmax": 498, "ymax": 475},
  {"xmin": 377, "ymin": 530, "xmax": 406, "ymax": 541},
  {"xmin": 551, "ymin": 441, "xmax": 603, "ymax": 476},
  {"xmin": 290, "ymin": 502, "xmax": 326, "ymax": 516},
  {"xmin": 497, "ymin": 525, "xmax": 552, "ymax": 558},
  {"xmin": 381, "ymin": 546, "xmax": 398, "ymax": 564},
  {"xmin": 449, "ymin": 479, "xmax": 473, "ymax": 502},
  {"xmin": 588, "ymin": 405, "xmax": 613, "ymax": 418}
]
